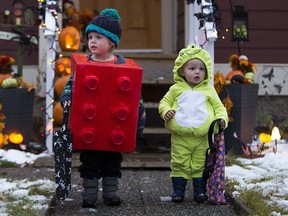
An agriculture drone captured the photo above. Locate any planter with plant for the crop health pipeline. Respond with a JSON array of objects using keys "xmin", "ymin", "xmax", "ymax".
[
  {"xmin": 0, "ymin": 55, "xmax": 36, "ymax": 149},
  {"xmin": 214, "ymin": 54, "xmax": 258, "ymax": 155}
]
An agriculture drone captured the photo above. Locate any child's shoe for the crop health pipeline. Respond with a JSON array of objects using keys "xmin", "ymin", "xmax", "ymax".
[
  {"xmin": 171, "ymin": 177, "xmax": 187, "ymax": 202},
  {"xmin": 193, "ymin": 177, "xmax": 208, "ymax": 203},
  {"xmin": 82, "ymin": 178, "xmax": 99, "ymax": 208},
  {"xmin": 102, "ymin": 176, "xmax": 121, "ymax": 206},
  {"xmin": 194, "ymin": 193, "xmax": 208, "ymax": 203}
]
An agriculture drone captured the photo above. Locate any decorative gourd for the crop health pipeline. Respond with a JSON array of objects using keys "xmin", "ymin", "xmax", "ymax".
[
  {"xmin": 244, "ymin": 72, "xmax": 255, "ymax": 84},
  {"xmin": 59, "ymin": 26, "xmax": 81, "ymax": 51},
  {"xmin": 9, "ymin": 132, "xmax": 23, "ymax": 144},
  {"xmin": 2, "ymin": 77, "xmax": 18, "ymax": 88},
  {"xmin": 55, "ymin": 57, "xmax": 71, "ymax": 76},
  {"xmin": 53, "ymin": 102, "xmax": 63, "ymax": 126},
  {"xmin": 54, "ymin": 75, "xmax": 70, "ymax": 98},
  {"xmin": 225, "ymin": 70, "xmax": 244, "ymax": 81}
]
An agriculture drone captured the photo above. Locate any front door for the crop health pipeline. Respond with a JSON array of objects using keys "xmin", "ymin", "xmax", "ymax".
[{"xmin": 79, "ymin": 0, "xmax": 161, "ymax": 49}]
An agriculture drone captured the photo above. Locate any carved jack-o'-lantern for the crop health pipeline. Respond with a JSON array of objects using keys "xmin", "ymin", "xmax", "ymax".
[
  {"xmin": 55, "ymin": 57, "xmax": 71, "ymax": 76},
  {"xmin": 59, "ymin": 26, "xmax": 80, "ymax": 51},
  {"xmin": 9, "ymin": 132, "xmax": 23, "ymax": 144}
]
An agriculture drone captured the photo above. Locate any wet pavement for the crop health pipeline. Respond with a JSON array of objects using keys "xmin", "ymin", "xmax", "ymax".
[
  {"xmin": 47, "ymin": 169, "xmax": 240, "ymax": 216},
  {"xmin": 1, "ymin": 153, "xmax": 249, "ymax": 216}
]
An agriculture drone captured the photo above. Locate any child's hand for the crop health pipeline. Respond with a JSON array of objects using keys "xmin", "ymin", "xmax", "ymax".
[
  {"xmin": 164, "ymin": 110, "xmax": 176, "ymax": 121},
  {"xmin": 218, "ymin": 119, "xmax": 225, "ymax": 130}
]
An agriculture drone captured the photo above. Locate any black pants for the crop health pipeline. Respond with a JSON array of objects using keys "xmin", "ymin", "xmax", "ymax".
[{"xmin": 78, "ymin": 150, "xmax": 123, "ymax": 179}]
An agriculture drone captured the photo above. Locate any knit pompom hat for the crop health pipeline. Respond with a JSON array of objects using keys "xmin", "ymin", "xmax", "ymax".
[
  {"xmin": 85, "ymin": 8, "xmax": 122, "ymax": 47},
  {"xmin": 173, "ymin": 43, "xmax": 212, "ymax": 82}
]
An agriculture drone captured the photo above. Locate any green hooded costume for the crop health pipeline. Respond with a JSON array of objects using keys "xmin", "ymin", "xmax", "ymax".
[{"xmin": 159, "ymin": 44, "xmax": 228, "ymax": 179}]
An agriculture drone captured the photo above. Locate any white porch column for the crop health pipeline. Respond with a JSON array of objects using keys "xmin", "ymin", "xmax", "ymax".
[
  {"xmin": 185, "ymin": 1, "xmax": 217, "ymax": 85},
  {"xmin": 185, "ymin": 2, "xmax": 205, "ymax": 47}
]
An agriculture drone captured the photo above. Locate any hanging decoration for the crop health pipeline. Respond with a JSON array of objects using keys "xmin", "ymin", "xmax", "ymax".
[
  {"xmin": 229, "ymin": 0, "xmax": 249, "ymax": 55},
  {"xmin": 193, "ymin": 0, "xmax": 221, "ymax": 43},
  {"xmin": 10, "ymin": 28, "xmax": 38, "ymax": 56},
  {"xmin": 231, "ymin": 6, "xmax": 248, "ymax": 42}
]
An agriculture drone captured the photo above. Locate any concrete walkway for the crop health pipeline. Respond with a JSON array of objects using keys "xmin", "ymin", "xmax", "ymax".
[{"xmin": 31, "ymin": 153, "xmax": 248, "ymax": 216}]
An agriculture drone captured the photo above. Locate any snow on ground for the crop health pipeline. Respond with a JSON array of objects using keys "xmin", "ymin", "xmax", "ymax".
[
  {"xmin": 0, "ymin": 149, "xmax": 50, "ymax": 166},
  {"xmin": 226, "ymin": 139, "xmax": 288, "ymax": 215},
  {"xmin": 0, "ymin": 149, "xmax": 55, "ymax": 215},
  {"xmin": 0, "ymin": 139, "xmax": 288, "ymax": 215}
]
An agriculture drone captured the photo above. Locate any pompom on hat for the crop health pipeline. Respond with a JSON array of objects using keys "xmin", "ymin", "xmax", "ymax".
[
  {"xmin": 173, "ymin": 43, "xmax": 212, "ymax": 82},
  {"xmin": 85, "ymin": 8, "xmax": 122, "ymax": 47}
]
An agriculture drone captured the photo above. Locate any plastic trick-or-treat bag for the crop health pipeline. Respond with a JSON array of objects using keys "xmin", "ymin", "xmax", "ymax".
[
  {"xmin": 53, "ymin": 101, "xmax": 72, "ymax": 201},
  {"xmin": 203, "ymin": 119, "xmax": 227, "ymax": 205}
]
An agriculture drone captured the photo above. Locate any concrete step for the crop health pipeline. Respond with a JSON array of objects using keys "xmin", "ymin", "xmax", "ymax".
[
  {"xmin": 144, "ymin": 102, "xmax": 163, "ymax": 128},
  {"xmin": 142, "ymin": 81, "xmax": 172, "ymax": 103}
]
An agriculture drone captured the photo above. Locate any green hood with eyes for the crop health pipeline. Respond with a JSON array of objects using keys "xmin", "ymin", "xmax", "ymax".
[{"xmin": 173, "ymin": 43, "xmax": 212, "ymax": 85}]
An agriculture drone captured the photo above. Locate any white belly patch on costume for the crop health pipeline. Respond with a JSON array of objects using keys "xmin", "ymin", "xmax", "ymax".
[{"xmin": 174, "ymin": 91, "xmax": 208, "ymax": 128}]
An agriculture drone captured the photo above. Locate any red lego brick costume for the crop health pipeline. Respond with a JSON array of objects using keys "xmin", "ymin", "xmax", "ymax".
[{"xmin": 69, "ymin": 53, "xmax": 143, "ymax": 152}]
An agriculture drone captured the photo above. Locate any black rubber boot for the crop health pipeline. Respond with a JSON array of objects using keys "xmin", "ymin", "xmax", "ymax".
[
  {"xmin": 82, "ymin": 178, "xmax": 98, "ymax": 208},
  {"xmin": 102, "ymin": 177, "xmax": 121, "ymax": 206},
  {"xmin": 171, "ymin": 177, "xmax": 187, "ymax": 202},
  {"xmin": 193, "ymin": 177, "xmax": 208, "ymax": 203}
]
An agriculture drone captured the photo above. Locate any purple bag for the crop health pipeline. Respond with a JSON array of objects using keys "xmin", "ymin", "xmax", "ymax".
[{"xmin": 204, "ymin": 119, "xmax": 227, "ymax": 205}]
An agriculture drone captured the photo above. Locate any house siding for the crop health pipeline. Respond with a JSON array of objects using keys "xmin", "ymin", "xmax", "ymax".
[
  {"xmin": 215, "ymin": 0, "xmax": 288, "ymax": 64},
  {"xmin": 0, "ymin": 0, "xmax": 38, "ymax": 65}
]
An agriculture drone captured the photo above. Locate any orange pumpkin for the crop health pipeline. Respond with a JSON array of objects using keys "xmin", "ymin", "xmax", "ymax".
[
  {"xmin": 53, "ymin": 102, "xmax": 63, "ymax": 126},
  {"xmin": 55, "ymin": 57, "xmax": 71, "ymax": 76},
  {"xmin": 54, "ymin": 75, "xmax": 70, "ymax": 98},
  {"xmin": 225, "ymin": 70, "xmax": 244, "ymax": 81},
  {"xmin": 59, "ymin": 26, "xmax": 81, "ymax": 51}
]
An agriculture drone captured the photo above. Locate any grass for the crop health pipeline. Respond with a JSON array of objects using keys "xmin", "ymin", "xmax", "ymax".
[
  {"xmin": 0, "ymin": 179, "xmax": 55, "ymax": 216},
  {"xmin": 225, "ymin": 153, "xmax": 288, "ymax": 215},
  {"xmin": 240, "ymin": 190, "xmax": 286, "ymax": 215},
  {"xmin": 5, "ymin": 198, "xmax": 39, "ymax": 216},
  {"xmin": 0, "ymin": 160, "xmax": 19, "ymax": 167},
  {"xmin": 225, "ymin": 151, "xmax": 245, "ymax": 167}
]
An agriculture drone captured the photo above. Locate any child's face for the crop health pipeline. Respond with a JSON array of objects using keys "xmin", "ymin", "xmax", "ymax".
[
  {"xmin": 87, "ymin": 32, "xmax": 114, "ymax": 55},
  {"xmin": 181, "ymin": 59, "xmax": 206, "ymax": 87}
]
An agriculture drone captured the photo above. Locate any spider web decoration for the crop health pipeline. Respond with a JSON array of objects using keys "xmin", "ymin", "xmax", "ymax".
[
  {"xmin": 10, "ymin": 28, "xmax": 38, "ymax": 56},
  {"xmin": 38, "ymin": 0, "xmax": 61, "ymax": 153}
]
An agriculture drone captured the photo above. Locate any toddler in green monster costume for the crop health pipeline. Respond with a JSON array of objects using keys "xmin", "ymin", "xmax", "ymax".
[{"xmin": 159, "ymin": 44, "xmax": 228, "ymax": 203}]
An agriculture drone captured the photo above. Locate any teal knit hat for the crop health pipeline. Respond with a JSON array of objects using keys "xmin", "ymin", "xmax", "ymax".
[
  {"xmin": 173, "ymin": 43, "xmax": 212, "ymax": 76},
  {"xmin": 85, "ymin": 8, "xmax": 122, "ymax": 47}
]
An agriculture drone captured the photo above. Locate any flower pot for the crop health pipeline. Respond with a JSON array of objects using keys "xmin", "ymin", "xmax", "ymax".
[
  {"xmin": 0, "ymin": 88, "xmax": 35, "ymax": 146},
  {"xmin": 222, "ymin": 84, "xmax": 259, "ymax": 154}
]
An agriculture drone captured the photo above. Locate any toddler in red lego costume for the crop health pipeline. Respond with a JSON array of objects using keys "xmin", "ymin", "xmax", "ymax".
[{"xmin": 60, "ymin": 8, "xmax": 146, "ymax": 208}]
